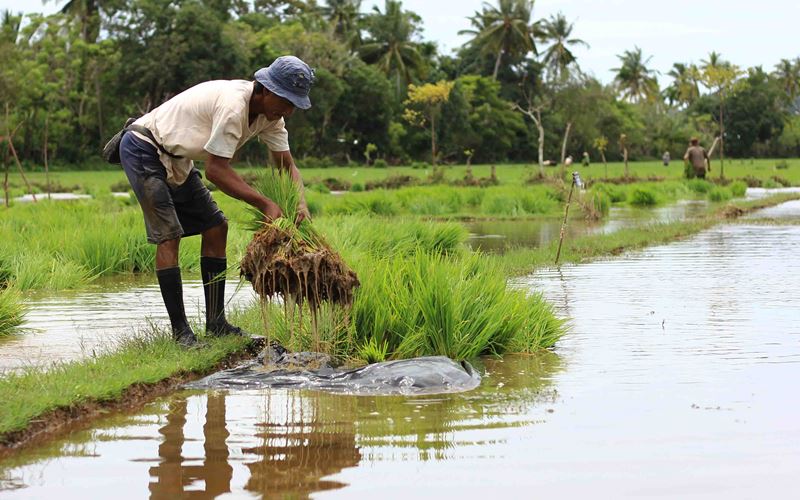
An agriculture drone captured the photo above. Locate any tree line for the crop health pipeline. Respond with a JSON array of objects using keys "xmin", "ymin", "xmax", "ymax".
[{"xmin": 1, "ymin": 0, "xmax": 799, "ymax": 170}]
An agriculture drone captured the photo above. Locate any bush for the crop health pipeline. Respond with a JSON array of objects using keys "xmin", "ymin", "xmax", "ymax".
[
  {"xmin": 741, "ymin": 175, "xmax": 762, "ymax": 187},
  {"xmin": 372, "ymin": 159, "xmax": 388, "ymax": 169},
  {"xmin": 629, "ymin": 188, "xmax": 658, "ymax": 206},
  {"xmin": 308, "ymin": 183, "xmax": 330, "ymax": 194},
  {"xmin": 729, "ymin": 181, "xmax": 747, "ymax": 197},
  {"xmin": 301, "ymin": 156, "xmax": 334, "ymax": 169},
  {"xmin": 775, "ymin": 160, "xmax": 789, "ymax": 170},
  {"xmin": 411, "ymin": 161, "xmax": 431, "ymax": 170},
  {"xmin": 707, "ymin": 186, "xmax": 732, "ymax": 202},
  {"xmin": 351, "ymin": 182, "xmax": 364, "ymax": 192},
  {"xmin": 771, "ymin": 175, "xmax": 791, "ymax": 187}
]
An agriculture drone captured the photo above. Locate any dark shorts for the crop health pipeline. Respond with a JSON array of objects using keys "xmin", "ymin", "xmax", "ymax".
[{"xmin": 120, "ymin": 132, "xmax": 226, "ymax": 244}]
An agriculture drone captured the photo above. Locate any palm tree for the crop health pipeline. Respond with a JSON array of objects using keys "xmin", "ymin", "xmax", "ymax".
[
  {"xmin": 359, "ymin": 0, "xmax": 423, "ymax": 96},
  {"xmin": 320, "ymin": 0, "xmax": 362, "ymax": 49},
  {"xmin": 537, "ymin": 13, "xmax": 588, "ymax": 82},
  {"xmin": 459, "ymin": 0, "xmax": 538, "ymax": 80},
  {"xmin": 773, "ymin": 58, "xmax": 800, "ymax": 103},
  {"xmin": 612, "ymin": 46, "xmax": 659, "ymax": 103},
  {"xmin": 664, "ymin": 62, "xmax": 700, "ymax": 107}
]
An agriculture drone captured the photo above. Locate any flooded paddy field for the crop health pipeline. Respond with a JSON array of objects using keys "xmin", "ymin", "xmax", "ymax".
[{"xmin": 1, "ymin": 198, "xmax": 798, "ymax": 497}]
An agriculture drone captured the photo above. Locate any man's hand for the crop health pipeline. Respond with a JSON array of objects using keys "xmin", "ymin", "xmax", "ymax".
[
  {"xmin": 296, "ymin": 200, "xmax": 311, "ymax": 225},
  {"xmin": 261, "ymin": 199, "xmax": 283, "ymax": 222}
]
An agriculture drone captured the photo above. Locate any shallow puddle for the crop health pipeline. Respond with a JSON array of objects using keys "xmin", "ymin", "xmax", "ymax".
[
  {"xmin": 1, "ymin": 201, "xmax": 798, "ymax": 497},
  {"xmin": 0, "ymin": 277, "xmax": 254, "ymax": 372}
]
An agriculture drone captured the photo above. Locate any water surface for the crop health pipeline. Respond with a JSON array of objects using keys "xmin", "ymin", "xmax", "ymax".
[{"xmin": 1, "ymin": 202, "xmax": 798, "ymax": 497}]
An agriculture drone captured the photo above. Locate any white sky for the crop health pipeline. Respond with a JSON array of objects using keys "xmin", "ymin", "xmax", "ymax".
[{"xmin": 4, "ymin": 0, "xmax": 799, "ymax": 84}]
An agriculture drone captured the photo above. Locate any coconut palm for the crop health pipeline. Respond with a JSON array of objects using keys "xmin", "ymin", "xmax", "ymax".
[
  {"xmin": 664, "ymin": 62, "xmax": 700, "ymax": 107},
  {"xmin": 773, "ymin": 58, "xmax": 800, "ymax": 102},
  {"xmin": 359, "ymin": 0, "xmax": 424, "ymax": 96},
  {"xmin": 459, "ymin": 0, "xmax": 538, "ymax": 80},
  {"xmin": 612, "ymin": 46, "xmax": 659, "ymax": 103},
  {"xmin": 320, "ymin": 0, "xmax": 362, "ymax": 49},
  {"xmin": 537, "ymin": 13, "xmax": 588, "ymax": 82}
]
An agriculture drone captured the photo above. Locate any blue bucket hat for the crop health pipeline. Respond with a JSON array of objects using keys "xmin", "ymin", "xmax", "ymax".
[{"xmin": 254, "ymin": 56, "xmax": 315, "ymax": 110}]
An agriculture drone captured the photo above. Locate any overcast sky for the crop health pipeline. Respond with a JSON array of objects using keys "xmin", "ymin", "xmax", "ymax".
[{"xmin": 5, "ymin": 0, "xmax": 799, "ymax": 84}]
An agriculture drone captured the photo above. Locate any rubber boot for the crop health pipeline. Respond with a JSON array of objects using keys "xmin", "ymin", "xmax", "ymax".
[
  {"xmin": 201, "ymin": 257, "xmax": 247, "ymax": 337},
  {"xmin": 156, "ymin": 267, "xmax": 197, "ymax": 346}
]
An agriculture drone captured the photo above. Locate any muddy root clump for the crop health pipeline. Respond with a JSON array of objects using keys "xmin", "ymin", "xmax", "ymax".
[{"xmin": 240, "ymin": 225, "xmax": 359, "ymax": 308}]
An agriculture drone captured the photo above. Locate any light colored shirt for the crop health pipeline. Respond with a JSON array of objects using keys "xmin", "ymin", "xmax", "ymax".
[{"xmin": 132, "ymin": 80, "xmax": 289, "ymax": 186}]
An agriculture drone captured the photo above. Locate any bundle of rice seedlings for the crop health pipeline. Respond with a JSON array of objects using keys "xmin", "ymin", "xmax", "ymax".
[{"xmin": 240, "ymin": 169, "xmax": 359, "ymax": 309}]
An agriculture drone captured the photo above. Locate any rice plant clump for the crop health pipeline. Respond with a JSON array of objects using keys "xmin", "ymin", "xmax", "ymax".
[
  {"xmin": 240, "ymin": 169, "xmax": 359, "ymax": 308},
  {"xmin": 0, "ymin": 286, "xmax": 26, "ymax": 336},
  {"xmin": 729, "ymin": 180, "xmax": 748, "ymax": 197},
  {"xmin": 629, "ymin": 187, "xmax": 658, "ymax": 206},
  {"xmin": 707, "ymin": 186, "xmax": 733, "ymax": 202}
]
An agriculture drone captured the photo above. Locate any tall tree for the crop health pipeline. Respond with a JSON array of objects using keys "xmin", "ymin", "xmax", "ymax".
[
  {"xmin": 403, "ymin": 80, "xmax": 454, "ymax": 165},
  {"xmin": 700, "ymin": 52, "xmax": 740, "ymax": 179},
  {"xmin": 459, "ymin": 0, "xmax": 538, "ymax": 80},
  {"xmin": 772, "ymin": 58, "xmax": 800, "ymax": 106},
  {"xmin": 612, "ymin": 46, "xmax": 659, "ymax": 103},
  {"xmin": 537, "ymin": 13, "xmax": 587, "ymax": 83},
  {"xmin": 359, "ymin": 0, "xmax": 424, "ymax": 97},
  {"xmin": 320, "ymin": 0, "xmax": 362, "ymax": 49},
  {"xmin": 664, "ymin": 62, "xmax": 700, "ymax": 107}
]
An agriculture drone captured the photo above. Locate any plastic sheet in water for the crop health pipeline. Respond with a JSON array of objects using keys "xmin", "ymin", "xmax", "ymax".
[{"xmin": 185, "ymin": 356, "xmax": 481, "ymax": 396}]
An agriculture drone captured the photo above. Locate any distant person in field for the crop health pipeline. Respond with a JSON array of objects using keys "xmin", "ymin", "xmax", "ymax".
[
  {"xmin": 119, "ymin": 56, "xmax": 315, "ymax": 346},
  {"xmin": 683, "ymin": 138, "xmax": 710, "ymax": 179},
  {"xmin": 662, "ymin": 151, "xmax": 670, "ymax": 166},
  {"xmin": 582, "ymin": 151, "xmax": 590, "ymax": 167}
]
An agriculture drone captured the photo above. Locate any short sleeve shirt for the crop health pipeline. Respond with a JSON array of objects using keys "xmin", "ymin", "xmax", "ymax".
[
  {"xmin": 684, "ymin": 146, "xmax": 708, "ymax": 171},
  {"xmin": 132, "ymin": 80, "xmax": 290, "ymax": 186}
]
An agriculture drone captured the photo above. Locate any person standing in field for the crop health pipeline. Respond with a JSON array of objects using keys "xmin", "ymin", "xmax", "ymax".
[
  {"xmin": 662, "ymin": 151, "xmax": 670, "ymax": 166},
  {"xmin": 119, "ymin": 56, "xmax": 315, "ymax": 346},
  {"xmin": 683, "ymin": 137, "xmax": 710, "ymax": 179}
]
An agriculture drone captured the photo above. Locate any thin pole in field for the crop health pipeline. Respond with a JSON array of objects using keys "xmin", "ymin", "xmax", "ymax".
[{"xmin": 555, "ymin": 172, "xmax": 581, "ymax": 265}]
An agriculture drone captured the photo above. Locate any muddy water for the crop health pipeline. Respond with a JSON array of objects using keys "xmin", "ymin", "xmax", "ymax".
[
  {"xmin": 2, "ymin": 203, "xmax": 798, "ymax": 497},
  {"xmin": 0, "ymin": 277, "xmax": 254, "ymax": 372}
]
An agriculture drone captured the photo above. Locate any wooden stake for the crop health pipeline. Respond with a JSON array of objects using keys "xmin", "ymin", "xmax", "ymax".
[
  {"xmin": 4, "ymin": 103, "xmax": 35, "ymax": 202},
  {"xmin": 555, "ymin": 173, "xmax": 578, "ymax": 264}
]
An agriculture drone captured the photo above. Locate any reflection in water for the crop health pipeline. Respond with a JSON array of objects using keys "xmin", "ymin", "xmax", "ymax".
[
  {"xmin": 0, "ymin": 354, "xmax": 561, "ymax": 498},
  {"xmin": 148, "ymin": 394, "xmax": 233, "ymax": 498}
]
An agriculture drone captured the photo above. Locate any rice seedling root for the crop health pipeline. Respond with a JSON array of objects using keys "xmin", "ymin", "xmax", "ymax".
[{"xmin": 240, "ymin": 224, "xmax": 359, "ymax": 308}]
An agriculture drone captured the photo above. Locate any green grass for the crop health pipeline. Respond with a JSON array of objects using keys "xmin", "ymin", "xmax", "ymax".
[
  {"xmin": 0, "ymin": 286, "xmax": 26, "ymax": 336},
  {"xmin": 0, "ymin": 329, "xmax": 252, "ymax": 438},
  {"xmin": 4, "ymin": 158, "xmax": 799, "ymax": 200}
]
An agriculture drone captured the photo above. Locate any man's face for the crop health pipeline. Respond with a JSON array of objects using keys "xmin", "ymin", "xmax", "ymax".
[{"xmin": 264, "ymin": 92, "xmax": 296, "ymax": 121}]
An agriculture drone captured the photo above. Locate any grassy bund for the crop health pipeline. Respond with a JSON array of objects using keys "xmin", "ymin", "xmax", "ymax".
[{"xmin": 0, "ymin": 162, "xmax": 798, "ymax": 446}]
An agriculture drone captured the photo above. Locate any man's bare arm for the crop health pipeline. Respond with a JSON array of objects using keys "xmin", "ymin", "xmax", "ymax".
[{"xmin": 205, "ymin": 153, "xmax": 282, "ymax": 220}]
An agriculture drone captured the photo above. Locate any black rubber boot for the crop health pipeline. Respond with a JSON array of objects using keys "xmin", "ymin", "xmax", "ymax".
[
  {"xmin": 156, "ymin": 267, "xmax": 198, "ymax": 347},
  {"xmin": 201, "ymin": 257, "xmax": 248, "ymax": 337}
]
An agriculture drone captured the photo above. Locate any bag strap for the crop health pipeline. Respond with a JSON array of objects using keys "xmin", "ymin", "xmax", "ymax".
[{"xmin": 127, "ymin": 124, "xmax": 183, "ymax": 159}]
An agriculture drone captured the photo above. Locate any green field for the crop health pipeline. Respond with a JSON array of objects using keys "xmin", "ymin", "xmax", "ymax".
[{"xmin": 2, "ymin": 158, "xmax": 798, "ymax": 199}]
